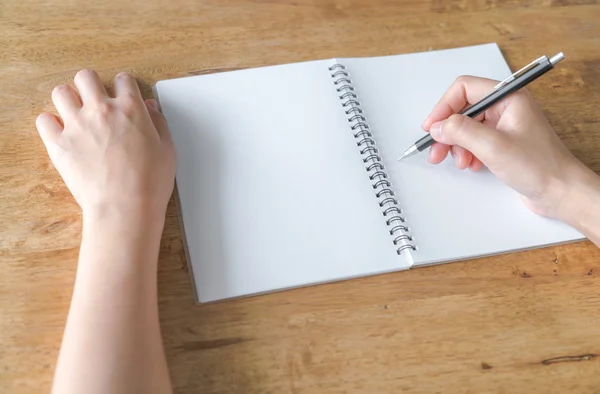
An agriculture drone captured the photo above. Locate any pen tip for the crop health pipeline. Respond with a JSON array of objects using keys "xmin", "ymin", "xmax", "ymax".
[{"xmin": 397, "ymin": 145, "xmax": 418, "ymax": 161}]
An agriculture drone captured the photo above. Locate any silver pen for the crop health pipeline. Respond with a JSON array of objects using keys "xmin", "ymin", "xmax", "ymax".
[{"xmin": 397, "ymin": 52, "xmax": 565, "ymax": 161}]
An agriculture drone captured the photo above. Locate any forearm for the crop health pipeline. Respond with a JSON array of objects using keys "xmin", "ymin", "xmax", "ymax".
[
  {"xmin": 560, "ymin": 165, "xmax": 600, "ymax": 247},
  {"xmin": 52, "ymin": 209, "xmax": 172, "ymax": 394}
]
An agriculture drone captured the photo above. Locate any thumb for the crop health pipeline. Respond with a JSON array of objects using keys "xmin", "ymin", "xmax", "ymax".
[
  {"xmin": 145, "ymin": 99, "xmax": 171, "ymax": 141},
  {"xmin": 429, "ymin": 114, "xmax": 505, "ymax": 160}
]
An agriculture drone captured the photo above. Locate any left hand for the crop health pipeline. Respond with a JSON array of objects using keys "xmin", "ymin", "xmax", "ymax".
[{"xmin": 36, "ymin": 69, "xmax": 175, "ymax": 219}]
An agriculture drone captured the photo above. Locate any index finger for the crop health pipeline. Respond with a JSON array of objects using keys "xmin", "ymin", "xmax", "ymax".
[{"xmin": 421, "ymin": 76, "xmax": 498, "ymax": 130}]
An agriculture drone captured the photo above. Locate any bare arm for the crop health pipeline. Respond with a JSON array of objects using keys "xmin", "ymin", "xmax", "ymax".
[
  {"xmin": 559, "ymin": 165, "xmax": 600, "ymax": 246},
  {"xmin": 36, "ymin": 69, "xmax": 174, "ymax": 394},
  {"xmin": 423, "ymin": 75, "xmax": 600, "ymax": 246}
]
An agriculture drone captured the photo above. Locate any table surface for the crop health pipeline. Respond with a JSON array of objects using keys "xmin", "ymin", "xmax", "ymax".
[{"xmin": 2, "ymin": 1, "xmax": 600, "ymax": 393}]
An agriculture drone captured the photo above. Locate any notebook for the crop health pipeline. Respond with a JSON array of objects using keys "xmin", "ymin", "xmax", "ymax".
[{"xmin": 154, "ymin": 43, "xmax": 584, "ymax": 303}]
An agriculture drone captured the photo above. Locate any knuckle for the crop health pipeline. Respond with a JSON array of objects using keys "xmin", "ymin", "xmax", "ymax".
[
  {"xmin": 95, "ymin": 101, "xmax": 112, "ymax": 117},
  {"xmin": 121, "ymin": 101, "xmax": 137, "ymax": 116},
  {"xmin": 445, "ymin": 114, "xmax": 465, "ymax": 134},
  {"xmin": 120, "ymin": 94, "xmax": 139, "ymax": 114},
  {"xmin": 454, "ymin": 75, "xmax": 469, "ymax": 84},
  {"xmin": 122, "ymin": 91, "xmax": 137, "ymax": 103},
  {"xmin": 70, "ymin": 117, "xmax": 84, "ymax": 131},
  {"xmin": 454, "ymin": 75, "xmax": 474, "ymax": 88}
]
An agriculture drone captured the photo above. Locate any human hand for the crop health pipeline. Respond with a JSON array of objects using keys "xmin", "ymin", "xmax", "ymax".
[
  {"xmin": 36, "ymin": 69, "xmax": 175, "ymax": 219},
  {"xmin": 422, "ymin": 76, "xmax": 586, "ymax": 220}
]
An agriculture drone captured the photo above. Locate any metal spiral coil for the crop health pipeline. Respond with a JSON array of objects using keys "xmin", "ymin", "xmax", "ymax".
[
  {"xmin": 354, "ymin": 130, "xmax": 372, "ymax": 139},
  {"xmin": 340, "ymin": 93, "xmax": 358, "ymax": 101},
  {"xmin": 329, "ymin": 63, "xmax": 416, "ymax": 255},
  {"xmin": 331, "ymin": 70, "xmax": 349, "ymax": 78},
  {"xmin": 348, "ymin": 115, "xmax": 366, "ymax": 122},
  {"xmin": 336, "ymin": 84, "xmax": 354, "ymax": 92},
  {"xmin": 373, "ymin": 180, "xmax": 390, "ymax": 189},
  {"xmin": 345, "ymin": 107, "xmax": 362, "ymax": 115},
  {"xmin": 360, "ymin": 146, "xmax": 378, "ymax": 155},
  {"xmin": 396, "ymin": 244, "xmax": 415, "ymax": 254}
]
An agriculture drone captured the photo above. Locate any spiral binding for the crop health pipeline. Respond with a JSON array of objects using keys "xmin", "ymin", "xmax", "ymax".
[{"xmin": 328, "ymin": 62, "xmax": 416, "ymax": 255}]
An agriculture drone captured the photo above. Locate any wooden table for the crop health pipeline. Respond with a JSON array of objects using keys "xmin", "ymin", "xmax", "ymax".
[{"xmin": 2, "ymin": 1, "xmax": 600, "ymax": 392}]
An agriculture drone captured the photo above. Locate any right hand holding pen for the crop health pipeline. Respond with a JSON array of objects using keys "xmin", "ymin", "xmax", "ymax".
[{"xmin": 422, "ymin": 75, "xmax": 591, "ymax": 221}]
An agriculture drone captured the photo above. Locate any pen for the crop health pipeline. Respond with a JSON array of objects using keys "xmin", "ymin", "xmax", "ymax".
[{"xmin": 397, "ymin": 52, "xmax": 565, "ymax": 161}]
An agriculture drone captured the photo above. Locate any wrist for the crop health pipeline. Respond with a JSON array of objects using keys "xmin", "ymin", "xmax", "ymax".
[
  {"xmin": 555, "ymin": 163, "xmax": 600, "ymax": 230},
  {"xmin": 80, "ymin": 204, "xmax": 166, "ymax": 265},
  {"xmin": 82, "ymin": 203, "xmax": 166, "ymax": 233},
  {"xmin": 77, "ymin": 205, "xmax": 165, "ymax": 279}
]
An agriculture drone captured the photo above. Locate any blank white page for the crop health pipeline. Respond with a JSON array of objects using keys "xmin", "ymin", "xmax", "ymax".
[
  {"xmin": 339, "ymin": 44, "xmax": 583, "ymax": 266},
  {"xmin": 155, "ymin": 60, "xmax": 411, "ymax": 302}
]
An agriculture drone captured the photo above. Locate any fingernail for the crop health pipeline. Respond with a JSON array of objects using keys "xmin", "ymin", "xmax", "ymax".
[
  {"xmin": 429, "ymin": 121, "xmax": 442, "ymax": 138},
  {"xmin": 147, "ymin": 99, "xmax": 158, "ymax": 110},
  {"xmin": 450, "ymin": 148, "xmax": 461, "ymax": 167},
  {"xmin": 427, "ymin": 147, "xmax": 434, "ymax": 162}
]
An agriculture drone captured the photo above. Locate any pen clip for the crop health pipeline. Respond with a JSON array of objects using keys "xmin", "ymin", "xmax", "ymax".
[{"xmin": 494, "ymin": 55, "xmax": 548, "ymax": 90}]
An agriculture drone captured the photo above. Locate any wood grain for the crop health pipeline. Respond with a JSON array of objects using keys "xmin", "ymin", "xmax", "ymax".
[{"xmin": 1, "ymin": 0, "xmax": 600, "ymax": 393}]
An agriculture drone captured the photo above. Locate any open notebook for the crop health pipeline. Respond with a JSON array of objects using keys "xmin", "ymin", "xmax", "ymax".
[{"xmin": 155, "ymin": 43, "xmax": 583, "ymax": 303}]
